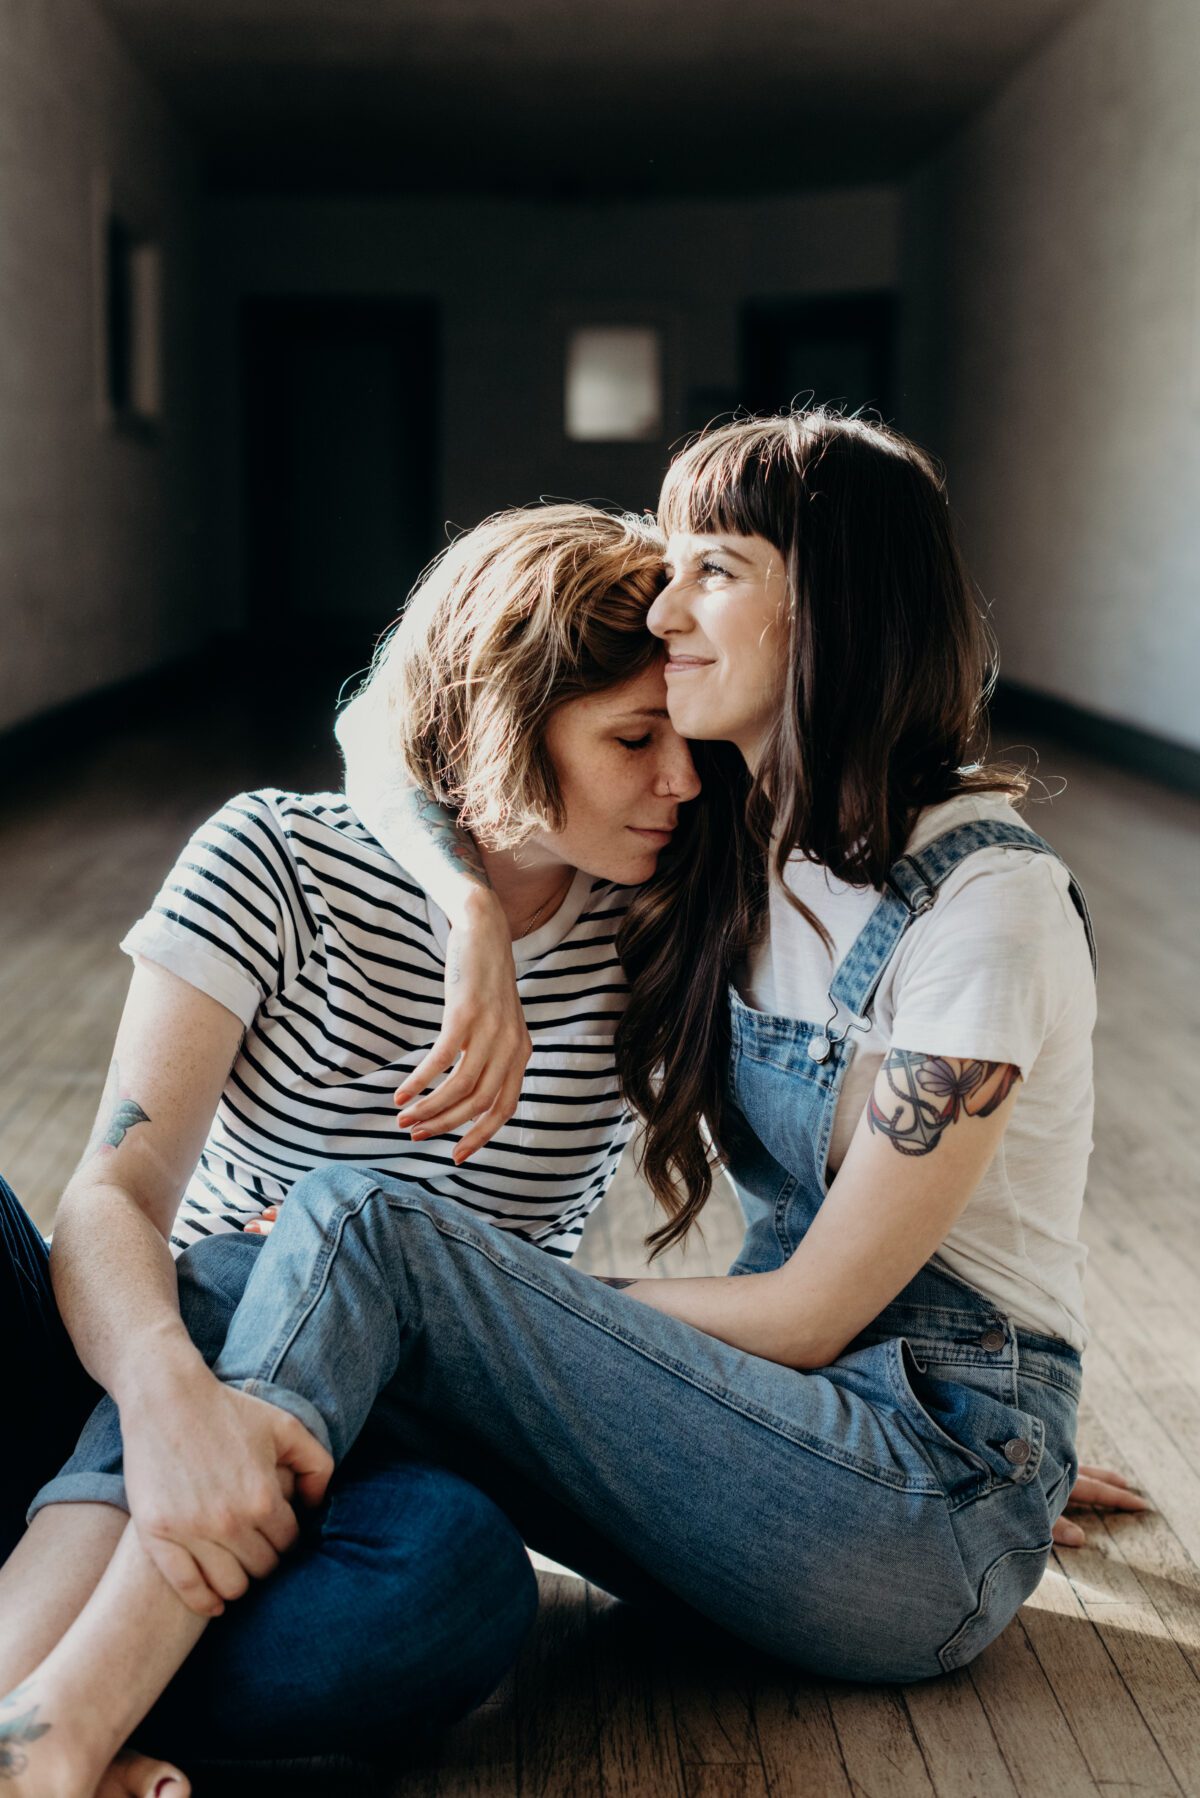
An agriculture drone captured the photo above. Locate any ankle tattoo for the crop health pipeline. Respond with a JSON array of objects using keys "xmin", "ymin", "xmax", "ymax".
[{"xmin": 0, "ymin": 1686, "xmax": 51, "ymax": 1781}]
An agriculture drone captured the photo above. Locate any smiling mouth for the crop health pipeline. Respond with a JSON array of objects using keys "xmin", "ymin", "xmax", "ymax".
[{"xmin": 664, "ymin": 657, "xmax": 713, "ymax": 672}]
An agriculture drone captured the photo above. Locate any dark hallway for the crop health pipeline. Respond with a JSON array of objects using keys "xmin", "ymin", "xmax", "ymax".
[{"xmin": 2, "ymin": 1, "xmax": 1198, "ymax": 1792}]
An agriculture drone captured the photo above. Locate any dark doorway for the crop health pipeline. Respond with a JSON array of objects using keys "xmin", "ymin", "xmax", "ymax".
[
  {"xmin": 741, "ymin": 293, "xmax": 897, "ymax": 421},
  {"xmin": 242, "ymin": 296, "xmax": 439, "ymax": 684}
]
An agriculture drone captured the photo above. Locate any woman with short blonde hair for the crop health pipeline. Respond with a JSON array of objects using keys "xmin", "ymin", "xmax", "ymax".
[{"xmin": 0, "ymin": 501, "xmax": 701, "ymax": 1796}]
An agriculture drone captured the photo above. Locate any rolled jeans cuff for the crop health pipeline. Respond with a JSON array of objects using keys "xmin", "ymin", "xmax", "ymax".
[
  {"xmin": 224, "ymin": 1378, "xmax": 335, "ymax": 1459},
  {"xmin": 27, "ymin": 1470, "xmax": 129, "ymax": 1525}
]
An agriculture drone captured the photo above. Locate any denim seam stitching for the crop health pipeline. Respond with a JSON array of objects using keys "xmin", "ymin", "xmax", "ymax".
[
  {"xmin": 936, "ymin": 1539, "xmax": 1054, "ymax": 1670},
  {"xmin": 252, "ymin": 1170, "xmax": 381, "ymax": 1379},
  {"xmin": 388, "ymin": 1195, "xmax": 944, "ymax": 1496}
]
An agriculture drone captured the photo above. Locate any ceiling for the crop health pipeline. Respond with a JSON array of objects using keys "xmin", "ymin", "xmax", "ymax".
[{"xmin": 99, "ymin": 0, "xmax": 1088, "ymax": 198}]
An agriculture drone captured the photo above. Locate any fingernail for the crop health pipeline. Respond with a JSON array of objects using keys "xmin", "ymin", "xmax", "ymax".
[
  {"xmin": 155, "ymin": 1777, "xmax": 183, "ymax": 1796},
  {"xmin": 396, "ymin": 1114, "xmax": 415, "ymax": 1127},
  {"xmin": 246, "ymin": 1223, "xmax": 262, "ymax": 1234},
  {"xmin": 410, "ymin": 1128, "xmax": 428, "ymax": 1140}
]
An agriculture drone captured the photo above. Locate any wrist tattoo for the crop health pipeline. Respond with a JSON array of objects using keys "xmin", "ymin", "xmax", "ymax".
[{"xmin": 868, "ymin": 1051, "xmax": 1020, "ymax": 1158}]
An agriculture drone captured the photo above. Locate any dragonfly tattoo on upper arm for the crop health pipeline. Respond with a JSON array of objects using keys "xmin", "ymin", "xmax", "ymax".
[{"xmin": 867, "ymin": 1050, "xmax": 1020, "ymax": 1157}]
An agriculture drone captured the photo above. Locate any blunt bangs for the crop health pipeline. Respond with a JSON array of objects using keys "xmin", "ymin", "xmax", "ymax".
[{"xmin": 657, "ymin": 422, "xmax": 797, "ymax": 551}]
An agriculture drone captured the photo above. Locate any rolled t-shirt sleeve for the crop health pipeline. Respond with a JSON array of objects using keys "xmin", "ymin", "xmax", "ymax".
[
  {"xmin": 121, "ymin": 792, "xmax": 306, "ymax": 1027},
  {"xmin": 888, "ymin": 854, "xmax": 1080, "ymax": 1076}
]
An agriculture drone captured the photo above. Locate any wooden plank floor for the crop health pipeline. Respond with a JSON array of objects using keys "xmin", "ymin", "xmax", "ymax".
[{"xmin": 3, "ymin": 683, "xmax": 1198, "ymax": 1798}]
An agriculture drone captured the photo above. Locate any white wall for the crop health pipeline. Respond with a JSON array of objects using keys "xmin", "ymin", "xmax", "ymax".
[
  {"xmin": 902, "ymin": 0, "xmax": 1200, "ymax": 749},
  {"xmin": 201, "ymin": 187, "xmax": 901, "ymax": 630},
  {"xmin": 0, "ymin": 0, "xmax": 203, "ymax": 732}
]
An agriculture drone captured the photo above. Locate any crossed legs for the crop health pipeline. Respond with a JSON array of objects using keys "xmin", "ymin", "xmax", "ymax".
[{"xmin": 0, "ymin": 1192, "xmax": 536, "ymax": 1794}]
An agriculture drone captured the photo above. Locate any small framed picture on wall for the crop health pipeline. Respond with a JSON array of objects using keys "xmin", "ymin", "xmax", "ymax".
[{"xmin": 91, "ymin": 171, "xmax": 163, "ymax": 434}]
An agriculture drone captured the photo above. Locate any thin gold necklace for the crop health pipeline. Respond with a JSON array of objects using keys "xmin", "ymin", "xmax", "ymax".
[{"xmin": 515, "ymin": 871, "xmax": 573, "ymax": 938}]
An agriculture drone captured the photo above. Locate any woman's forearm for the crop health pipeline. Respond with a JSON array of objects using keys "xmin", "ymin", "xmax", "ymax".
[
  {"xmin": 50, "ymin": 1177, "xmax": 206, "ymax": 1408},
  {"xmin": 597, "ymin": 1270, "xmax": 824, "ymax": 1369},
  {"xmin": 337, "ymin": 688, "xmax": 498, "ymax": 926}
]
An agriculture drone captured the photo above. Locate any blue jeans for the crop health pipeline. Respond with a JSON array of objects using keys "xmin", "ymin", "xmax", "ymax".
[
  {"xmin": 7, "ymin": 1179, "xmax": 536, "ymax": 1760},
  {"xmin": 0, "ymin": 1175, "xmax": 106, "ymax": 1559},
  {"xmin": 74, "ymin": 1163, "xmax": 1077, "ymax": 1684}
]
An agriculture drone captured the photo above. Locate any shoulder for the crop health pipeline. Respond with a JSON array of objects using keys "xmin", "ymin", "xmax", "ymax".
[
  {"xmin": 892, "ymin": 837, "xmax": 1094, "ymax": 1061},
  {"xmin": 184, "ymin": 791, "xmax": 413, "ymax": 908},
  {"xmin": 214, "ymin": 790, "xmax": 395, "ymax": 865},
  {"xmin": 908, "ymin": 797, "xmax": 1084, "ymax": 942}
]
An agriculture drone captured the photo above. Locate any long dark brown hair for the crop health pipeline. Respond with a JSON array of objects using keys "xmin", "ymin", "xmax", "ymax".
[{"xmin": 615, "ymin": 409, "xmax": 1029, "ymax": 1255}]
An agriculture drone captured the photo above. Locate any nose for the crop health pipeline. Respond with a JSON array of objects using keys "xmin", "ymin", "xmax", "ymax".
[
  {"xmin": 654, "ymin": 736, "xmax": 702, "ymax": 803},
  {"xmin": 646, "ymin": 571, "xmax": 684, "ymax": 639}
]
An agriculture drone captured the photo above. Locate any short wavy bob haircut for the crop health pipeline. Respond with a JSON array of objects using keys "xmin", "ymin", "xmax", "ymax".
[{"xmin": 364, "ymin": 502, "xmax": 666, "ymax": 846}]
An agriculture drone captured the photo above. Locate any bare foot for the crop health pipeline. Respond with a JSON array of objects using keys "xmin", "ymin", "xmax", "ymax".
[
  {"xmin": 0, "ymin": 1687, "xmax": 188, "ymax": 1798},
  {"xmin": 94, "ymin": 1749, "xmax": 191, "ymax": 1798}
]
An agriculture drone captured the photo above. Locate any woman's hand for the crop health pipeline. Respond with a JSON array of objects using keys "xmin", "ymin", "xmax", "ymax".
[
  {"xmin": 122, "ymin": 1353, "xmax": 333, "ymax": 1616},
  {"xmin": 1051, "ymin": 1464, "xmax": 1152, "ymax": 1548},
  {"xmin": 393, "ymin": 891, "xmax": 531, "ymax": 1162}
]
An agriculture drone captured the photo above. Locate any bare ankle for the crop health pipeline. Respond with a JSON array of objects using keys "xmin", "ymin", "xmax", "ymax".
[{"xmin": 0, "ymin": 1678, "xmax": 95, "ymax": 1798}]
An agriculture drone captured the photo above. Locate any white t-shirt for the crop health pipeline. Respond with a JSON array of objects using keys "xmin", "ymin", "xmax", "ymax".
[
  {"xmin": 738, "ymin": 792, "xmax": 1096, "ymax": 1349},
  {"xmin": 122, "ymin": 791, "xmax": 636, "ymax": 1261}
]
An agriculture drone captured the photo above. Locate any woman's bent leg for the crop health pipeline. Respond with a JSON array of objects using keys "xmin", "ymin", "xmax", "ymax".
[
  {"xmin": 138, "ymin": 1447, "xmax": 537, "ymax": 1761},
  {"xmin": 27, "ymin": 1233, "xmax": 536, "ymax": 1762},
  {"xmin": 0, "ymin": 1175, "xmax": 103, "ymax": 1561},
  {"xmin": 211, "ymin": 1168, "xmax": 990, "ymax": 1681}
]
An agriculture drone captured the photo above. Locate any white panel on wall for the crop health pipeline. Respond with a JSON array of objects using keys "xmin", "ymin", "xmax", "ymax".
[{"xmin": 564, "ymin": 326, "xmax": 663, "ymax": 441}]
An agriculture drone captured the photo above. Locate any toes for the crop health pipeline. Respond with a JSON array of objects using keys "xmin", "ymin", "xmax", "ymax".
[{"xmin": 97, "ymin": 1749, "xmax": 191, "ymax": 1798}]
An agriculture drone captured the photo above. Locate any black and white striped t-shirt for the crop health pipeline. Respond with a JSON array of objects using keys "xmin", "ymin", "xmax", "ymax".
[{"xmin": 121, "ymin": 790, "xmax": 637, "ymax": 1260}]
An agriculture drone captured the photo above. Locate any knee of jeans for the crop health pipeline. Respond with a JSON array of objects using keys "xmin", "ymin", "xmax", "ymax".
[
  {"xmin": 281, "ymin": 1163, "xmax": 382, "ymax": 1228},
  {"xmin": 333, "ymin": 1463, "xmax": 537, "ymax": 1724},
  {"xmin": 175, "ymin": 1234, "xmax": 262, "ymax": 1362}
]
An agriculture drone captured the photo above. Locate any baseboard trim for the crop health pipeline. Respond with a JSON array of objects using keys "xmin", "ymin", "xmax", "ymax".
[
  {"xmin": 0, "ymin": 648, "xmax": 225, "ymax": 781},
  {"xmin": 0, "ymin": 630, "xmax": 383, "ymax": 784},
  {"xmin": 990, "ymin": 680, "xmax": 1200, "ymax": 799}
]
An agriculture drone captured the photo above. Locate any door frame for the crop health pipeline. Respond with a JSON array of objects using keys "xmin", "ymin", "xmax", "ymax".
[
  {"xmin": 241, "ymin": 295, "xmax": 440, "ymax": 646},
  {"xmin": 739, "ymin": 292, "xmax": 897, "ymax": 420}
]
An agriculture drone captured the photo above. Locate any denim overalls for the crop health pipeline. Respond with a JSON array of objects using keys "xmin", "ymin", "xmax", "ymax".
[{"xmin": 726, "ymin": 818, "xmax": 1095, "ymax": 1670}]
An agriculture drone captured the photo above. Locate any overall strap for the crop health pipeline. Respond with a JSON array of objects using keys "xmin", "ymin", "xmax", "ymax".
[{"xmin": 824, "ymin": 820, "xmax": 1098, "ymax": 1043}]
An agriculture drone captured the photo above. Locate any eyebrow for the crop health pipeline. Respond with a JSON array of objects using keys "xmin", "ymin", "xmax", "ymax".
[
  {"xmin": 610, "ymin": 707, "xmax": 670, "ymax": 721},
  {"xmin": 665, "ymin": 539, "xmax": 755, "ymax": 569}
]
